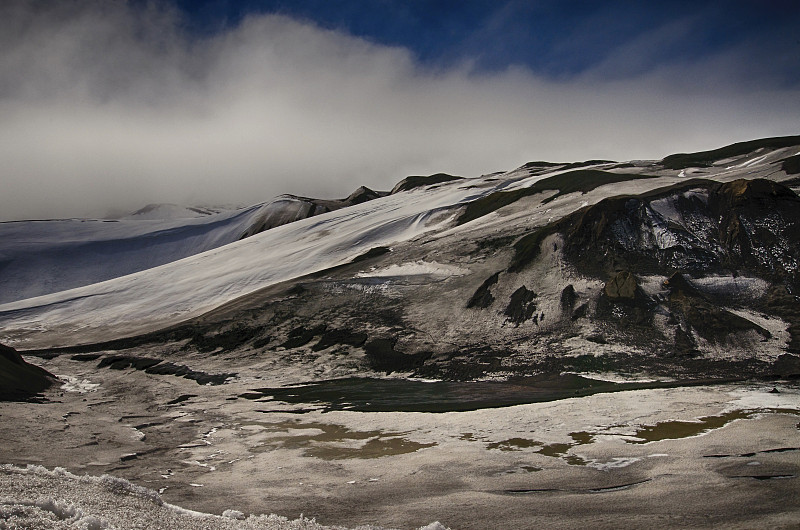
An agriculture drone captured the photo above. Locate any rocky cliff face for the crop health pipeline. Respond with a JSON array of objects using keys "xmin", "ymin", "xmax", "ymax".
[
  {"xmin": 558, "ymin": 178, "xmax": 800, "ymax": 286},
  {"xmin": 546, "ymin": 178, "xmax": 800, "ymax": 360}
]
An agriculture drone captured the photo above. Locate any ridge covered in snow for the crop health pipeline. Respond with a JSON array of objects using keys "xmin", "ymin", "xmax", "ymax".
[
  {"xmin": 0, "ymin": 136, "xmax": 799, "ymax": 359},
  {"xmin": 0, "ymin": 186, "xmax": 383, "ymax": 305}
]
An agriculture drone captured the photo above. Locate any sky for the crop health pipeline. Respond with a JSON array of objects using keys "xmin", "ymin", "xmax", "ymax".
[{"xmin": 1, "ymin": 0, "xmax": 799, "ymax": 220}]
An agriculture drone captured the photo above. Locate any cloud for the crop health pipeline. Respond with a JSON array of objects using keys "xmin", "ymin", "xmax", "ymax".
[{"xmin": 0, "ymin": 1, "xmax": 798, "ymax": 220}]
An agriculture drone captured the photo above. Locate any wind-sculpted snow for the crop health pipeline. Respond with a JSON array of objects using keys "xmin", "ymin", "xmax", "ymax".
[
  {"xmin": 0, "ymin": 190, "xmax": 390, "ymax": 306},
  {"xmin": 0, "ymin": 203, "xmax": 274, "ymax": 304},
  {"xmin": 1, "ymin": 139, "xmax": 799, "ymax": 352},
  {"xmin": 0, "ymin": 173, "xmax": 523, "ymax": 347}
]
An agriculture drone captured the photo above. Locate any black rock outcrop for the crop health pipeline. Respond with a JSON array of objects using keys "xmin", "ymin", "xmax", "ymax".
[
  {"xmin": 240, "ymin": 186, "xmax": 388, "ymax": 239},
  {"xmin": 504, "ymin": 286, "xmax": 538, "ymax": 325},
  {"xmin": 466, "ymin": 272, "xmax": 501, "ymax": 309},
  {"xmin": 391, "ymin": 173, "xmax": 462, "ymax": 194},
  {"xmin": 558, "ymin": 179, "xmax": 800, "ymax": 289},
  {"xmin": 0, "ymin": 343, "xmax": 57, "ymax": 400}
]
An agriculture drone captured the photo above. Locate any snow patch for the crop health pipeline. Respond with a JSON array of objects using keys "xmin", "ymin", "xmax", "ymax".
[
  {"xmin": 690, "ymin": 274, "xmax": 770, "ymax": 299},
  {"xmin": 586, "ymin": 457, "xmax": 641, "ymax": 471},
  {"xmin": 356, "ymin": 261, "xmax": 468, "ymax": 278},
  {"xmin": 723, "ymin": 385, "xmax": 800, "ymax": 411},
  {"xmin": 59, "ymin": 376, "xmax": 100, "ymax": 393}
]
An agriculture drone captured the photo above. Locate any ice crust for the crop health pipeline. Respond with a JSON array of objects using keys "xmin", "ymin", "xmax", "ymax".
[{"xmin": 0, "ymin": 465, "xmax": 447, "ymax": 530}]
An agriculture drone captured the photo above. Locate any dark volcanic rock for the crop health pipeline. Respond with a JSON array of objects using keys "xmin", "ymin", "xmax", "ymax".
[
  {"xmin": 312, "ymin": 329, "xmax": 368, "ymax": 351},
  {"xmin": 467, "ymin": 272, "xmax": 501, "ymax": 309},
  {"xmin": 708, "ymin": 179, "xmax": 800, "ymax": 287},
  {"xmin": 782, "ymin": 154, "xmax": 800, "ymax": 175},
  {"xmin": 560, "ymin": 285, "xmax": 577, "ymax": 311},
  {"xmin": 391, "ymin": 173, "xmax": 462, "ymax": 194},
  {"xmin": 561, "ymin": 183, "xmax": 716, "ymax": 276},
  {"xmin": 252, "ymin": 335, "xmax": 274, "ymax": 349},
  {"xmin": 363, "ymin": 338, "xmax": 431, "ymax": 374},
  {"xmin": 673, "ymin": 326, "xmax": 699, "ymax": 356},
  {"xmin": 349, "ymin": 246, "xmax": 391, "ymax": 264},
  {"xmin": 93, "ymin": 354, "xmax": 233, "ymax": 385},
  {"xmin": 98, "ymin": 355, "xmax": 162, "ymax": 370},
  {"xmin": 557, "ymin": 179, "xmax": 800, "ymax": 291},
  {"xmin": 571, "ymin": 303, "xmax": 588, "ymax": 320},
  {"xmin": 663, "ymin": 272, "xmax": 701, "ymax": 297},
  {"xmin": 770, "ymin": 354, "xmax": 800, "ymax": 378},
  {"xmin": 595, "ymin": 272, "xmax": 654, "ymax": 327},
  {"xmin": 345, "ymin": 186, "xmax": 383, "ymax": 205},
  {"xmin": 0, "ymin": 343, "xmax": 57, "ymax": 400},
  {"xmin": 71, "ymin": 353, "xmax": 102, "ymax": 361},
  {"xmin": 665, "ymin": 273, "xmax": 771, "ymax": 344},
  {"xmin": 187, "ymin": 324, "xmax": 267, "ymax": 354},
  {"xmin": 143, "ymin": 361, "xmax": 233, "ymax": 385},
  {"xmin": 281, "ymin": 325, "xmax": 327, "ymax": 349},
  {"xmin": 504, "ymin": 286, "xmax": 538, "ymax": 325}
]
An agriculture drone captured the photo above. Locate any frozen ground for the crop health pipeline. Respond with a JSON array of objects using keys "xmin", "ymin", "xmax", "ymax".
[
  {"xmin": 1, "ymin": 355, "xmax": 798, "ymax": 529},
  {"xmin": 0, "ymin": 467, "xmax": 449, "ymax": 530}
]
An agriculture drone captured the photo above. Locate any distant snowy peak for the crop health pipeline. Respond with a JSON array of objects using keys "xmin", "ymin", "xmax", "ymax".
[
  {"xmin": 0, "ymin": 185, "xmax": 389, "ymax": 305},
  {"xmin": 239, "ymin": 186, "xmax": 387, "ymax": 238},
  {"xmin": 122, "ymin": 203, "xmax": 227, "ymax": 220},
  {"xmin": 0, "ymin": 203, "xmax": 272, "ymax": 304}
]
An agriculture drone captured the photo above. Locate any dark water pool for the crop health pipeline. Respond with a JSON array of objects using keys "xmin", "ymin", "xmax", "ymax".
[{"xmin": 241, "ymin": 373, "xmax": 736, "ymax": 413}]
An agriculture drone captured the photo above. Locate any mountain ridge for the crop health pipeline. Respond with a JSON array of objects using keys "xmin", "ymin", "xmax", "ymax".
[{"xmin": 4, "ymin": 134, "xmax": 799, "ymax": 387}]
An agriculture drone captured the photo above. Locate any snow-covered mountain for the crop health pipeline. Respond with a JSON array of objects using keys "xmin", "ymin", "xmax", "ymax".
[
  {"xmin": 121, "ymin": 203, "xmax": 227, "ymax": 220},
  {"xmin": 0, "ymin": 186, "xmax": 383, "ymax": 304},
  {"xmin": 2, "ymin": 136, "xmax": 800, "ymax": 530},
  {"xmin": 1, "ymin": 136, "xmax": 799, "ymax": 383}
]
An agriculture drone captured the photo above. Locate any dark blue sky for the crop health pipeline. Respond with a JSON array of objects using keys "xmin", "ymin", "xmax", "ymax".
[{"xmin": 170, "ymin": 0, "xmax": 800, "ymax": 84}]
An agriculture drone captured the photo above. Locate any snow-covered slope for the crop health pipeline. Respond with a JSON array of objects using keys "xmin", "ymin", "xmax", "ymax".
[
  {"xmin": 122, "ymin": 203, "xmax": 226, "ymax": 220},
  {"xmin": 0, "ymin": 188, "xmax": 387, "ymax": 305},
  {"xmin": 1, "ymin": 137, "xmax": 799, "ymax": 358},
  {"xmin": 0, "ymin": 174, "xmax": 501, "ymax": 346},
  {"xmin": 0, "ymin": 203, "xmax": 271, "ymax": 304}
]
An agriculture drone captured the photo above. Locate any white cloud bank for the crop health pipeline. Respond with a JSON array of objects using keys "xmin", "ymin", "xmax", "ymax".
[{"xmin": 0, "ymin": 1, "xmax": 798, "ymax": 220}]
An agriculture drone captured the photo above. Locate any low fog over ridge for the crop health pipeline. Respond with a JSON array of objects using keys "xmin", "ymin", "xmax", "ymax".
[{"xmin": 1, "ymin": 1, "xmax": 798, "ymax": 221}]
